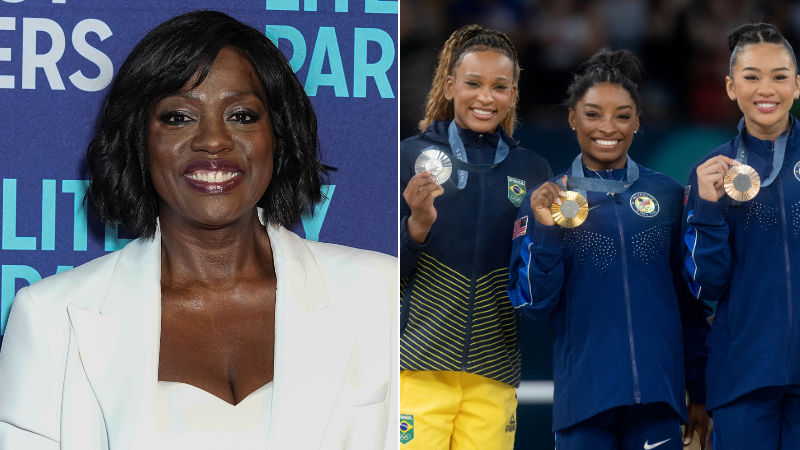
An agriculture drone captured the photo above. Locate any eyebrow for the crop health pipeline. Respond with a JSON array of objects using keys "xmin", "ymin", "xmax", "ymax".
[
  {"xmin": 168, "ymin": 90, "xmax": 263, "ymax": 100},
  {"xmin": 583, "ymin": 103, "xmax": 633, "ymax": 110},
  {"xmin": 741, "ymin": 67, "xmax": 791, "ymax": 72},
  {"xmin": 464, "ymin": 73, "xmax": 511, "ymax": 82}
]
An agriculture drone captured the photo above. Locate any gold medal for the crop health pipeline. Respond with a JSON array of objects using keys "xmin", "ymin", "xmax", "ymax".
[
  {"xmin": 551, "ymin": 191, "xmax": 589, "ymax": 228},
  {"xmin": 415, "ymin": 149, "xmax": 453, "ymax": 185},
  {"xmin": 724, "ymin": 164, "xmax": 760, "ymax": 202}
]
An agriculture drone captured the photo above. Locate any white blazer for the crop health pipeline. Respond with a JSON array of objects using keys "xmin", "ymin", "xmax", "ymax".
[{"xmin": 0, "ymin": 224, "xmax": 398, "ymax": 450}]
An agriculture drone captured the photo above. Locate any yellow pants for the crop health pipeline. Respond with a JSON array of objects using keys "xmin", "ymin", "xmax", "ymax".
[{"xmin": 400, "ymin": 370, "xmax": 517, "ymax": 450}]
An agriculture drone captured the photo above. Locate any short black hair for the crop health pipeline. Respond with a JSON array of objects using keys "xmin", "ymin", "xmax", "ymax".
[
  {"xmin": 565, "ymin": 48, "xmax": 644, "ymax": 113},
  {"xmin": 87, "ymin": 10, "xmax": 332, "ymax": 239},
  {"xmin": 728, "ymin": 23, "xmax": 798, "ymax": 77}
]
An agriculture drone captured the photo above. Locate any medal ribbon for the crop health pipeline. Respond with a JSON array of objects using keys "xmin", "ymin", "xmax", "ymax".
[
  {"xmin": 447, "ymin": 120, "xmax": 510, "ymax": 189},
  {"xmin": 556, "ymin": 154, "xmax": 639, "ymax": 199},
  {"xmin": 729, "ymin": 117, "xmax": 792, "ymax": 206},
  {"xmin": 734, "ymin": 116, "xmax": 792, "ymax": 186}
]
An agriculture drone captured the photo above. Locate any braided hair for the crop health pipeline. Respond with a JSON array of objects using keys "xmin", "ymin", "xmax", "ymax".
[
  {"xmin": 418, "ymin": 24, "xmax": 521, "ymax": 135},
  {"xmin": 565, "ymin": 48, "xmax": 644, "ymax": 114},
  {"xmin": 728, "ymin": 23, "xmax": 798, "ymax": 77}
]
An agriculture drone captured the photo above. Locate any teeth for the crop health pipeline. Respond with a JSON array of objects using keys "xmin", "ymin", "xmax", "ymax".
[
  {"xmin": 186, "ymin": 171, "xmax": 239, "ymax": 183},
  {"xmin": 472, "ymin": 109, "xmax": 493, "ymax": 116},
  {"xmin": 595, "ymin": 139, "xmax": 620, "ymax": 146},
  {"xmin": 756, "ymin": 102, "xmax": 777, "ymax": 108}
]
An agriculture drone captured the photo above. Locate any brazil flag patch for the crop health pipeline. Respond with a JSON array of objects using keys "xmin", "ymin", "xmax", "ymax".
[
  {"xmin": 400, "ymin": 414, "xmax": 414, "ymax": 444},
  {"xmin": 508, "ymin": 176, "xmax": 526, "ymax": 207}
]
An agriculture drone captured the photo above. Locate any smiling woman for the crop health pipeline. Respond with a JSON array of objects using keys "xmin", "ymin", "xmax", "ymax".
[
  {"xmin": 682, "ymin": 23, "xmax": 800, "ymax": 450},
  {"xmin": 567, "ymin": 82, "xmax": 639, "ymax": 171},
  {"xmin": 444, "ymin": 50, "xmax": 517, "ymax": 134},
  {"xmin": 399, "ymin": 24, "xmax": 552, "ymax": 450},
  {"xmin": 0, "ymin": 11, "xmax": 397, "ymax": 450},
  {"xmin": 508, "ymin": 48, "xmax": 712, "ymax": 450},
  {"xmin": 147, "ymin": 48, "xmax": 275, "ymax": 230}
]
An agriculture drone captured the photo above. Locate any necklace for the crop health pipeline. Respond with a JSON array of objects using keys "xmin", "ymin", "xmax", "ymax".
[{"xmin": 588, "ymin": 167, "xmax": 615, "ymax": 196}]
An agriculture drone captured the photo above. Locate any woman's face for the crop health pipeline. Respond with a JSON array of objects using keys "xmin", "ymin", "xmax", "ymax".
[
  {"xmin": 568, "ymin": 82, "xmax": 639, "ymax": 171},
  {"xmin": 148, "ymin": 47, "xmax": 274, "ymax": 227},
  {"xmin": 726, "ymin": 42, "xmax": 800, "ymax": 139},
  {"xmin": 445, "ymin": 50, "xmax": 517, "ymax": 134}
]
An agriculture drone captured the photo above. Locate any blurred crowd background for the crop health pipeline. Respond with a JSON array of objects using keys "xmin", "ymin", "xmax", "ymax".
[{"xmin": 400, "ymin": 1, "xmax": 800, "ymax": 448}]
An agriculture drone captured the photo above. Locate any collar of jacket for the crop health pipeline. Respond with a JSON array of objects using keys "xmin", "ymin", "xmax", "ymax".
[
  {"xmin": 422, "ymin": 120, "xmax": 519, "ymax": 150},
  {"xmin": 63, "ymin": 216, "xmax": 366, "ymax": 448},
  {"xmin": 578, "ymin": 161, "xmax": 628, "ymax": 180},
  {"xmin": 741, "ymin": 114, "xmax": 800, "ymax": 155}
]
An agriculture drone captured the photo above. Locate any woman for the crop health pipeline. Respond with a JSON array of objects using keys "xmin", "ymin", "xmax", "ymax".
[
  {"xmin": 399, "ymin": 25, "xmax": 551, "ymax": 449},
  {"xmin": 508, "ymin": 49, "xmax": 711, "ymax": 449},
  {"xmin": 0, "ymin": 11, "xmax": 397, "ymax": 449},
  {"xmin": 682, "ymin": 23, "xmax": 800, "ymax": 449}
]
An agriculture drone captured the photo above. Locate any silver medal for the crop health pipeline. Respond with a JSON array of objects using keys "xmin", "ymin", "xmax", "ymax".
[{"xmin": 415, "ymin": 150, "xmax": 453, "ymax": 186}]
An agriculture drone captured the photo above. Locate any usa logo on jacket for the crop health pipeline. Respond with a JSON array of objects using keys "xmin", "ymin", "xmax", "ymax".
[{"xmin": 630, "ymin": 192, "xmax": 659, "ymax": 218}]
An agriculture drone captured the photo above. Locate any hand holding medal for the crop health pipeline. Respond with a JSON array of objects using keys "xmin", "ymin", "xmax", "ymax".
[
  {"xmin": 404, "ymin": 152, "xmax": 447, "ymax": 244},
  {"xmin": 696, "ymin": 155, "xmax": 744, "ymax": 202},
  {"xmin": 529, "ymin": 175, "xmax": 569, "ymax": 227},
  {"xmin": 699, "ymin": 117, "xmax": 792, "ymax": 203}
]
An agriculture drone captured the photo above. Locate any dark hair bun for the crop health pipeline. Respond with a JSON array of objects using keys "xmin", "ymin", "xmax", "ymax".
[
  {"xmin": 726, "ymin": 22, "xmax": 797, "ymax": 77},
  {"xmin": 565, "ymin": 48, "xmax": 645, "ymax": 112},
  {"xmin": 579, "ymin": 49, "xmax": 643, "ymax": 85},
  {"xmin": 728, "ymin": 23, "xmax": 781, "ymax": 52}
]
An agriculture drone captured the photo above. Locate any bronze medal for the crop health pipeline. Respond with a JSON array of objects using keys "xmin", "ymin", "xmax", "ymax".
[
  {"xmin": 724, "ymin": 164, "xmax": 760, "ymax": 202},
  {"xmin": 551, "ymin": 191, "xmax": 589, "ymax": 228}
]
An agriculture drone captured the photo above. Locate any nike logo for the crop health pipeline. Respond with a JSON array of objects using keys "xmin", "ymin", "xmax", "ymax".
[{"xmin": 643, "ymin": 439, "xmax": 671, "ymax": 449}]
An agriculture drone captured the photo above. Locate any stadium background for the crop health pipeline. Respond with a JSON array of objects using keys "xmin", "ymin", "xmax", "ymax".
[
  {"xmin": 0, "ymin": 0, "xmax": 397, "ymax": 348},
  {"xmin": 400, "ymin": 0, "xmax": 800, "ymax": 447}
]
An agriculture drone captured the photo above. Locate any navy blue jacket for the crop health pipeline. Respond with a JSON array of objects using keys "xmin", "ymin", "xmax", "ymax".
[
  {"xmin": 400, "ymin": 121, "xmax": 552, "ymax": 387},
  {"xmin": 509, "ymin": 162, "xmax": 711, "ymax": 431},
  {"xmin": 682, "ymin": 118, "xmax": 800, "ymax": 411}
]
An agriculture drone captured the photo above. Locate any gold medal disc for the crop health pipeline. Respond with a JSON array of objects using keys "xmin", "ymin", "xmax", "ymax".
[
  {"xmin": 724, "ymin": 164, "xmax": 760, "ymax": 202},
  {"xmin": 415, "ymin": 150, "xmax": 453, "ymax": 185},
  {"xmin": 551, "ymin": 191, "xmax": 589, "ymax": 228}
]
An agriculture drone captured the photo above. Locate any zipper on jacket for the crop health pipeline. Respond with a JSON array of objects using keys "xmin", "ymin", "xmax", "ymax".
[
  {"xmin": 615, "ymin": 202, "xmax": 641, "ymax": 403},
  {"xmin": 777, "ymin": 161, "xmax": 793, "ymax": 385},
  {"xmin": 462, "ymin": 134, "xmax": 485, "ymax": 371}
]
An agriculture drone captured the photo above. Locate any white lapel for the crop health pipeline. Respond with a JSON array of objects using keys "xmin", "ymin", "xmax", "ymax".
[
  {"xmin": 267, "ymin": 225, "xmax": 366, "ymax": 449},
  {"xmin": 65, "ymin": 222, "xmax": 365, "ymax": 449},
  {"xmin": 66, "ymin": 230, "xmax": 162, "ymax": 450}
]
